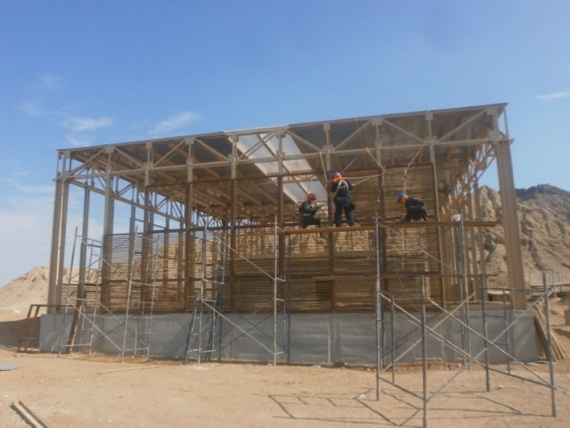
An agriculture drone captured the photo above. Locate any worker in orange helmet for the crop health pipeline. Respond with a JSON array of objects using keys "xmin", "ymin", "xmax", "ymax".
[
  {"xmin": 397, "ymin": 192, "xmax": 428, "ymax": 221},
  {"xmin": 330, "ymin": 171, "xmax": 356, "ymax": 227}
]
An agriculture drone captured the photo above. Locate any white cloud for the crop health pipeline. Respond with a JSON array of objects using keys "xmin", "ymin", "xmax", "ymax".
[
  {"xmin": 36, "ymin": 73, "xmax": 62, "ymax": 90},
  {"xmin": 59, "ymin": 115, "xmax": 113, "ymax": 147},
  {"xmin": 17, "ymin": 101, "xmax": 114, "ymax": 147},
  {"xmin": 65, "ymin": 134, "xmax": 91, "ymax": 147},
  {"xmin": 149, "ymin": 110, "xmax": 200, "ymax": 137},
  {"xmin": 63, "ymin": 116, "xmax": 113, "ymax": 132},
  {"xmin": 16, "ymin": 74, "xmax": 114, "ymax": 148},
  {"xmin": 17, "ymin": 100, "xmax": 44, "ymax": 117},
  {"xmin": 537, "ymin": 90, "xmax": 570, "ymax": 101}
]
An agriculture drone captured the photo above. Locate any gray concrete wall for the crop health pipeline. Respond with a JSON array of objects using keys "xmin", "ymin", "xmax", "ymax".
[{"xmin": 39, "ymin": 310, "xmax": 538, "ymax": 365}]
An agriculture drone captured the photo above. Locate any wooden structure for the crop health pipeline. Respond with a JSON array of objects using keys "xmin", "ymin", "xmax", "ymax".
[{"xmin": 47, "ymin": 103, "xmax": 527, "ymax": 317}]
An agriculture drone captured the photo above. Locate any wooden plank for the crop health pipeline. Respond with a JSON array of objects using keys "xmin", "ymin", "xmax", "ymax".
[{"xmin": 10, "ymin": 401, "xmax": 49, "ymax": 428}]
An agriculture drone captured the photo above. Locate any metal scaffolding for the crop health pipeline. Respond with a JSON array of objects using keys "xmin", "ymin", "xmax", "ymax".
[
  {"xmin": 183, "ymin": 218, "xmax": 289, "ymax": 365},
  {"xmin": 45, "ymin": 104, "xmax": 531, "ymax": 347},
  {"xmin": 38, "ymin": 104, "xmax": 563, "ymax": 424},
  {"xmin": 58, "ymin": 230, "xmax": 161, "ymax": 360}
]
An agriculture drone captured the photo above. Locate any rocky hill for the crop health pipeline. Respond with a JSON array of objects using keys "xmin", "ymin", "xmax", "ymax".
[
  {"xmin": 481, "ymin": 184, "xmax": 570, "ymax": 286},
  {"xmin": 1, "ymin": 184, "xmax": 569, "ymax": 312},
  {"xmin": 0, "ymin": 266, "xmax": 50, "ymax": 318}
]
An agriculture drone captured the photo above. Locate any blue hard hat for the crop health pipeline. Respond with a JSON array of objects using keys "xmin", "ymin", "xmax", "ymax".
[
  {"xmin": 397, "ymin": 192, "xmax": 406, "ymax": 202},
  {"xmin": 331, "ymin": 171, "xmax": 340, "ymax": 178}
]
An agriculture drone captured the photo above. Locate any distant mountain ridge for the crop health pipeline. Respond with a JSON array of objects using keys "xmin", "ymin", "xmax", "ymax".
[{"xmin": 516, "ymin": 184, "xmax": 570, "ymax": 201}]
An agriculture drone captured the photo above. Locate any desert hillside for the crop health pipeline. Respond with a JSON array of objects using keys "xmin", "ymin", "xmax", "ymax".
[
  {"xmin": 1, "ymin": 184, "xmax": 569, "ymax": 312},
  {"xmin": 0, "ymin": 266, "xmax": 50, "ymax": 318},
  {"xmin": 481, "ymin": 184, "xmax": 570, "ymax": 286}
]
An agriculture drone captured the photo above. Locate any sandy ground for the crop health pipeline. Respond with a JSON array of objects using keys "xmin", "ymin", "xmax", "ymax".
[{"xmin": 2, "ymin": 301, "xmax": 570, "ymax": 427}]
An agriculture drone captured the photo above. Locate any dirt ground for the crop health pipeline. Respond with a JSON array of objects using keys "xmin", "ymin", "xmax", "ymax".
[{"xmin": 2, "ymin": 299, "xmax": 570, "ymax": 427}]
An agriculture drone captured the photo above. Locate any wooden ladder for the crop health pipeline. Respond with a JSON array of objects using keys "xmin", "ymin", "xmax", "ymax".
[
  {"xmin": 17, "ymin": 304, "xmax": 65, "ymax": 352},
  {"xmin": 17, "ymin": 304, "xmax": 44, "ymax": 352}
]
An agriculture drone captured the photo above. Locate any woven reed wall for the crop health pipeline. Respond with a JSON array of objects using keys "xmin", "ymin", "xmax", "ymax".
[{"xmin": 92, "ymin": 220, "xmax": 443, "ymax": 313}]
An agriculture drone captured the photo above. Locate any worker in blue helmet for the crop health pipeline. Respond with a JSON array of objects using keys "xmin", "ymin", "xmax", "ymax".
[
  {"xmin": 330, "ymin": 171, "xmax": 356, "ymax": 227},
  {"xmin": 397, "ymin": 192, "xmax": 428, "ymax": 221}
]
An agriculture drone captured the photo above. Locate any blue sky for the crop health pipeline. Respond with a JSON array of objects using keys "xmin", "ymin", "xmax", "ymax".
[{"xmin": 0, "ymin": 0, "xmax": 569, "ymax": 286}]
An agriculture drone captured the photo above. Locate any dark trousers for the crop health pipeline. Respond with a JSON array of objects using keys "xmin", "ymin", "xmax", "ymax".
[
  {"xmin": 301, "ymin": 216, "xmax": 322, "ymax": 228},
  {"xmin": 334, "ymin": 203, "xmax": 355, "ymax": 227}
]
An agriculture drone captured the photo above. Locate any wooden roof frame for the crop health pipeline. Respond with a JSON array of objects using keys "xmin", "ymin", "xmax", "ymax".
[
  {"xmin": 49, "ymin": 103, "xmax": 528, "ymax": 310},
  {"xmin": 55, "ymin": 103, "xmax": 509, "ymax": 223}
]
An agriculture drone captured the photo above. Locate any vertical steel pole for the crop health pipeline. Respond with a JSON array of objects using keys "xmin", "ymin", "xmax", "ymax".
[
  {"xmin": 273, "ymin": 217, "xmax": 278, "ymax": 366},
  {"xmin": 502, "ymin": 289, "xmax": 511, "ymax": 374},
  {"xmin": 391, "ymin": 294, "xmax": 396, "ymax": 384},
  {"xmin": 78, "ymin": 188, "xmax": 90, "ymax": 300},
  {"xmin": 480, "ymin": 275, "xmax": 491, "ymax": 392},
  {"xmin": 375, "ymin": 214, "xmax": 382, "ymax": 400},
  {"xmin": 49, "ymin": 152, "xmax": 71, "ymax": 312},
  {"xmin": 495, "ymin": 133, "xmax": 526, "ymax": 309},
  {"xmin": 421, "ymin": 276, "xmax": 428, "ymax": 428},
  {"xmin": 543, "ymin": 273, "xmax": 557, "ymax": 417}
]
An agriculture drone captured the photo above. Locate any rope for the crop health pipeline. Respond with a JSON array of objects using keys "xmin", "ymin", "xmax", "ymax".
[
  {"xmin": 340, "ymin": 155, "xmax": 359, "ymax": 175},
  {"xmin": 401, "ymin": 138, "xmax": 430, "ymax": 193}
]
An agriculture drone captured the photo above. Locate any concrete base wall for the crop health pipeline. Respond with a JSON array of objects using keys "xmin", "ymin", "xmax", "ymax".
[{"xmin": 39, "ymin": 310, "xmax": 538, "ymax": 364}]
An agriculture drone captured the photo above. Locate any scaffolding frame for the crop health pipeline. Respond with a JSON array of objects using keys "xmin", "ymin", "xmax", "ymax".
[
  {"xmin": 41, "ymin": 104, "xmax": 563, "ymax": 425},
  {"xmin": 49, "ymin": 103, "xmax": 527, "ymax": 310},
  {"xmin": 183, "ymin": 218, "xmax": 289, "ymax": 365},
  {"xmin": 57, "ymin": 230, "xmax": 161, "ymax": 361},
  {"xmin": 373, "ymin": 280, "xmax": 558, "ymax": 427},
  {"xmin": 45, "ymin": 104, "xmax": 531, "ymax": 346}
]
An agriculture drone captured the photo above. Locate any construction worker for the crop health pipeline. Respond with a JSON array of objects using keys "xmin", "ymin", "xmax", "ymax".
[
  {"xmin": 397, "ymin": 192, "xmax": 428, "ymax": 221},
  {"xmin": 330, "ymin": 171, "xmax": 356, "ymax": 227},
  {"xmin": 298, "ymin": 193, "xmax": 323, "ymax": 229}
]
